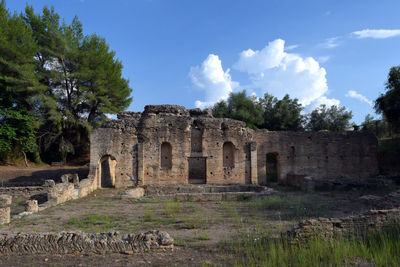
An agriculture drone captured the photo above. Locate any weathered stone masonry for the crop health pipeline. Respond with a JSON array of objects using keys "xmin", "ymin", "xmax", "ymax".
[{"xmin": 90, "ymin": 105, "xmax": 379, "ymax": 188}]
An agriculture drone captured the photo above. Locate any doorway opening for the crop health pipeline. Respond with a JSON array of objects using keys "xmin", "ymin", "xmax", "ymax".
[
  {"xmin": 99, "ymin": 155, "xmax": 117, "ymax": 188},
  {"xmin": 188, "ymin": 157, "xmax": 206, "ymax": 184},
  {"xmin": 266, "ymin": 152, "xmax": 279, "ymax": 183}
]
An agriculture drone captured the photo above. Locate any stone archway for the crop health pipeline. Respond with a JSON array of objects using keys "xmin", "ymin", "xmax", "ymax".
[{"xmin": 99, "ymin": 155, "xmax": 117, "ymax": 188}]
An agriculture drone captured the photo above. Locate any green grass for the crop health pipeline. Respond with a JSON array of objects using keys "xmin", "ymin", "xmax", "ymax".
[
  {"xmin": 195, "ymin": 231, "xmax": 211, "ymax": 240},
  {"xmin": 221, "ymin": 224, "xmax": 400, "ymax": 267},
  {"xmin": 253, "ymin": 195, "xmax": 331, "ymax": 219},
  {"xmin": 67, "ymin": 214, "xmax": 122, "ymax": 232},
  {"xmin": 163, "ymin": 200, "xmax": 181, "ymax": 217}
]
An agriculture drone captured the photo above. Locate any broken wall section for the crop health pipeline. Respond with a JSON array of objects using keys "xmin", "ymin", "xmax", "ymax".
[{"xmin": 255, "ymin": 131, "xmax": 379, "ymax": 185}]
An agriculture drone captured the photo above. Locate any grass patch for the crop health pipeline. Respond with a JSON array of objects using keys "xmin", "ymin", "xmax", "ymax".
[
  {"xmin": 221, "ymin": 225, "xmax": 400, "ymax": 267},
  {"xmin": 163, "ymin": 200, "xmax": 181, "ymax": 217},
  {"xmin": 67, "ymin": 214, "xmax": 121, "ymax": 232},
  {"xmin": 253, "ymin": 195, "xmax": 331, "ymax": 219},
  {"xmin": 143, "ymin": 207, "xmax": 157, "ymax": 222},
  {"xmin": 195, "ymin": 231, "xmax": 211, "ymax": 240},
  {"xmin": 183, "ymin": 215, "xmax": 211, "ymax": 229}
]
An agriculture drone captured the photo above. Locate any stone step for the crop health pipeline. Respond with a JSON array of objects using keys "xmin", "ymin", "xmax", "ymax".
[
  {"xmin": 144, "ymin": 184, "xmax": 271, "ymax": 196},
  {"xmin": 143, "ymin": 186, "xmax": 277, "ymax": 201}
]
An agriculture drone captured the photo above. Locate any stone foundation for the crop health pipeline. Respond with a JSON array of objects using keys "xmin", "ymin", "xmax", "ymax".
[
  {"xmin": 287, "ymin": 208, "xmax": 400, "ymax": 242},
  {"xmin": 0, "ymin": 195, "xmax": 11, "ymax": 224},
  {"xmin": 0, "ymin": 230, "xmax": 173, "ymax": 255}
]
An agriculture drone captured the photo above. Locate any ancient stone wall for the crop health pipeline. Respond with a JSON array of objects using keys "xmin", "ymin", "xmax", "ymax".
[
  {"xmin": 0, "ymin": 230, "xmax": 173, "ymax": 255},
  {"xmin": 255, "ymin": 131, "xmax": 378, "ymax": 185},
  {"xmin": 0, "ymin": 186, "xmax": 49, "ymax": 201},
  {"xmin": 90, "ymin": 105, "xmax": 378, "ymax": 188},
  {"xmin": 288, "ymin": 208, "xmax": 400, "ymax": 242}
]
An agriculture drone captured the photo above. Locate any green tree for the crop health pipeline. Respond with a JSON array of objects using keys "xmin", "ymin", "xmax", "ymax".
[
  {"xmin": 260, "ymin": 93, "xmax": 304, "ymax": 131},
  {"xmin": 306, "ymin": 104, "xmax": 353, "ymax": 132},
  {"xmin": 375, "ymin": 66, "xmax": 400, "ymax": 131},
  {"xmin": 0, "ymin": 1, "xmax": 41, "ymax": 164},
  {"xmin": 23, "ymin": 5, "xmax": 132, "ymax": 162},
  {"xmin": 212, "ymin": 91, "xmax": 264, "ymax": 129}
]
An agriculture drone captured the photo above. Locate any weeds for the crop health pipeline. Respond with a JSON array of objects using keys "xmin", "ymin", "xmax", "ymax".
[
  {"xmin": 163, "ymin": 200, "xmax": 181, "ymax": 217},
  {"xmin": 67, "ymin": 214, "xmax": 121, "ymax": 232},
  {"xmin": 222, "ymin": 224, "xmax": 400, "ymax": 267}
]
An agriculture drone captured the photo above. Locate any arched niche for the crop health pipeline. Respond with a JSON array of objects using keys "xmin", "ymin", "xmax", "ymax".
[
  {"xmin": 223, "ymin": 141, "xmax": 235, "ymax": 168},
  {"xmin": 161, "ymin": 142, "xmax": 172, "ymax": 169}
]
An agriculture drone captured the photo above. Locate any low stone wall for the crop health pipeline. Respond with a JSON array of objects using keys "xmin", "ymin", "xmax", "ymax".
[
  {"xmin": 287, "ymin": 208, "xmax": 400, "ymax": 242},
  {"xmin": 47, "ymin": 181, "xmax": 75, "ymax": 205},
  {"xmin": 0, "ymin": 230, "xmax": 173, "ymax": 255},
  {"xmin": 0, "ymin": 186, "xmax": 48, "ymax": 201},
  {"xmin": 145, "ymin": 184, "xmax": 271, "ymax": 196},
  {"xmin": 76, "ymin": 177, "xmax": 97, "ymax": 198}
]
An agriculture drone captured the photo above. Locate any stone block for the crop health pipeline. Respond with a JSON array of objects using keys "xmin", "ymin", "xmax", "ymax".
[
  {"xmin": 25, "ymin": 200, "xmax": 38, "ymax": 213},
  {"xmin": 123, "ymin": 187, "xmax": 145, "ymax": 198},
  {"xmin": 0, "ymin": 207, "xmax": 10, "ymax": 224},
  {"xmin": 0, "ymin": 195, "xmax": 12, "ymax": 207},
  {"xmin": 44, "ymin": 180, "xmax": 55, "ymax": 187}
]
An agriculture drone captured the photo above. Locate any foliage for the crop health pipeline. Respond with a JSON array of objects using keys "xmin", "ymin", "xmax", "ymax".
[
  {"xmin": 0, "ymin": 1, "xmax": 41, "ymax": 161},
  {"xmin": 260, "ymin": 93, "xmax": 305, "ymax": 131},
  {"xmin": 0, "ymin": 1, "xmax": 132, "ymax": 163},
  {"xmin": 306, "ymin": 104, "xmax": 353, "ymax": 132},
  {"xmin": 361, "ymin": 114, "xmax": 390, "ymax": 138},
  {"xmin": 223, "ymin": 224, "xmax": 400, "ymax": 267},
  {"xmin": 212, "ymin": 90, "xmax": 264, "ymax": 129},
  {"xmin": 375, "ymin": 66, "xmax": 400, "ymax": 132}
]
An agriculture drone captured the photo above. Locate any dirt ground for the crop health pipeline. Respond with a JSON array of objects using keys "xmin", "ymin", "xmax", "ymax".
[
  {"xmin": 0, "ymin": 166, "xmax": 89, "ymax": 185},
  {"xmin": 1, "ymin": 181, "xmax": 398, "ymax": 266}
]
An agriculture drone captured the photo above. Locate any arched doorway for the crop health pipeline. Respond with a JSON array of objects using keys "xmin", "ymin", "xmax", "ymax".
[{"xmin": 99, "ymin": 155, "xmax": 117, "ymax": 188}]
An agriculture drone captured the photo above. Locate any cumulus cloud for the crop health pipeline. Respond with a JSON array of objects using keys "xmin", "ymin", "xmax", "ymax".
[
  {"xmin": 352, "ymin": 29, "xmax": 400, "ymax": 39},
  {"xmin": 234, "ymin": 39, "xmax": 339, "ymax": 107},
  {"xmin": 346, "ymin": 90, "xmax": 372, "ymax": 106},
  {"xmin": 189, "ymin": 54, "xmax": 239, "ymax": 109}
]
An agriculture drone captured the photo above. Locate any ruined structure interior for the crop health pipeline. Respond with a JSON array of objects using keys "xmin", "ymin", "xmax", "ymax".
[{"xmin": 90, "ymin": 105, "xmax": 379, "ymax": 188}]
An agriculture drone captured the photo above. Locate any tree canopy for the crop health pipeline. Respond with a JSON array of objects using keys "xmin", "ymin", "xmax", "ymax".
[
  {"xmin": 306, "ymin": 104, "xmax": 353, "ymax": 132},
  {"xmin": 375, "ymin": 66, "xmax": 400, "ymax": 131},
  {"xmin": 260, "ymin": 93, "xmax": 304, "ymax": 131},
  {"xmin": 0, "ymin": 1, "xmax": 132, "ymax": 163}
]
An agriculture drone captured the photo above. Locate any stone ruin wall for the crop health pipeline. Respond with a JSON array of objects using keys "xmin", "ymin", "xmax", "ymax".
[
  {"xmin": 254, "ymin": 130, "xmax": 378, "ymax": 184},
  {"xmin": 90, "ymin": 105, "xmax": 256, "ymax": 187},
  {"xmin": 0, "ymin": 230, "xmax": 173, "ymax": 255},
  {"xmin": 287, "ymin": 208, "xmax": 400, "ymax": 242},
  {"xmin": 90, "ymin": 105, "xmax": 379, "ymax": 188}
]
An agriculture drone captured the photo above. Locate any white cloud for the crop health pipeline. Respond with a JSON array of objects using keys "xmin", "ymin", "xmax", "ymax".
[
  {"xmin": 346, "ymin": 90, "xmax": 372, "ymax": 106},
  {"xmin": 319, "ymin": 37, "xmax": 340, "ymax": 48},
  {"xmin": 189, "ymin": 54, "xmax": 239, "ymax": 109},
  {"xmin": 352, "ymin": 29, "xmax": 400, "ymax": 39},
  {"xmin": 317, "ymin": 56, "xmax": 331, "ymax": 63},
  {"xmin": 234, "ymin": 39, "xmax": 338, "ymax": 107},
  {"xmin": 286, "ymin": 44, "xmax": 298, "ymax": 51}
]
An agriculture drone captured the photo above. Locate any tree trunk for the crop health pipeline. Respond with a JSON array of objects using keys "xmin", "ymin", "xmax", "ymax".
[{"xmin": 22, "ymin": 151, "xmax": 29, "ymax": 168}]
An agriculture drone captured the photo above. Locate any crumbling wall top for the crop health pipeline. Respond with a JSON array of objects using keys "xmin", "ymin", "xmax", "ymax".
[{"xmin": 144, "ymin": 105, "xmax": 189, "ymax": 116}]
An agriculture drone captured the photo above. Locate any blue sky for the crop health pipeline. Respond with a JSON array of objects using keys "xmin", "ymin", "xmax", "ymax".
[{"xmin": 6, "ymin": 0, "xmax": 400, "ymax": 123}]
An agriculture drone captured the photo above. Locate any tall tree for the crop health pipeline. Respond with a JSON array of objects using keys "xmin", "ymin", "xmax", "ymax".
[
  {"xmin": 375, "ymin": 66, "xmax": 400, "ymax": 131},
  {"xmin": 22, "ymin": 5, "xmax": 132, "ymax": 162},
  {"xmin": 212, "ymin": 91, "xmax": 264, "ymax": 129},
  {"xmin": 260, "ymin": 93, "xmax": 304, "ymax": 131},
  {"xmin": 0, "ymin": 1, "xmax": 42, "ymax": 164},
  {"xmin": 306, "ymin": 104, "xmax": 353, "ymax": 132}
]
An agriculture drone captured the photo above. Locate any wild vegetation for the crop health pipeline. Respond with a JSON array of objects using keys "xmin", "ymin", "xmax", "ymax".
[
  {"xmin": 0, "ymin": 0, "xmax": 132, "ymax": 164},
  {"xmin": 3, "ymin": 187, "xmax": 400, "ymax": 266}
]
